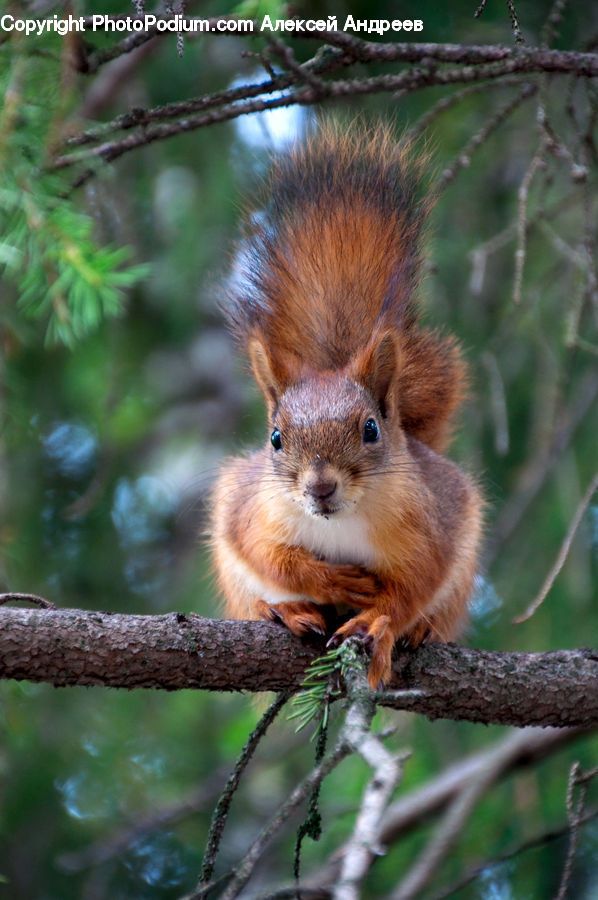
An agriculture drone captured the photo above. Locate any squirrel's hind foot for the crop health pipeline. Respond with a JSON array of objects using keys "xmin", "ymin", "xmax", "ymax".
[{"xmin": 256, "ymin": 599, "xmax": 327, "ymax": 636}]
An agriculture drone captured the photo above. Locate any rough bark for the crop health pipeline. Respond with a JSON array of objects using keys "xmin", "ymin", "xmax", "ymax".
[
  {"xmin": 301, "ymin": 36, "xmax": 598, "ymax": 76},
  {"xmin": 1, "ymin": 606, "xmax": 597, "ymax": 728}
]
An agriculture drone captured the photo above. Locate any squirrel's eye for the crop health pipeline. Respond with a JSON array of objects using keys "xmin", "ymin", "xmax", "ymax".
[
  {"xmin": 270, "ymin": 429, "xmax": 282, "ymax": 451},
  {"xmin": 363, "ymin": 418, "xmax": 379, "ymax": 443}
]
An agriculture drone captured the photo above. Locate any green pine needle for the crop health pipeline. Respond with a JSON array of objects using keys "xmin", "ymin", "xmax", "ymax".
[
  {"xmin": 289, "ymin": 645, "xmax": 347, "ymax": 735},
  {"xmin": 0, "ymin": 49, "xmax": 150, "ymax": 347}
]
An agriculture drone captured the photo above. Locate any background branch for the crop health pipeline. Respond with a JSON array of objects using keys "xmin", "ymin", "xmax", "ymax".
[
  {"xmin": 268, "ymin": 726, "xmax": 591, "ymax": 897},
  {"xmin": 50, "ymin": 40, "xmax": 598, "ymax": 181}
]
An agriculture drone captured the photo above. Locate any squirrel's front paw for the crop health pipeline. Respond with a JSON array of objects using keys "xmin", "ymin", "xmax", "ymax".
[
  {"xmin": 326, "ymin": 564, "xmax": 380, "ymax": 608},
  {"xmin": 256, "ymin": 599, "xmax": 326, "ymax": 636},
  {"xmin": 328, "ymin": 611, "xmax": 394, "ymax": 689}
]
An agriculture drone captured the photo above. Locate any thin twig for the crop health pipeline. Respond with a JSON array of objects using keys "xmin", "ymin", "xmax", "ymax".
[
  {"xmin": 218, "ymin": 742, "xmax": 352, "ymax": 899},
  {"xmin": 434, "ymin": 81, "xmax": 537, "ymax": 196},
  {"xmin": 513, "ymin": 137, "xmax": 547, "ymax": 304},
  {"xmin": 196, "ymin": 691, "xmax": 291, "ymax": 888},
  {"xmin": 506, "ymin": 0, "xmax": 525, "ymax": 45},
  {"xmin": 537, "ymin": 219, "xmax": 588, "ymax": 268},
  {"xmin": 404, "ymin": 76, "xmax": 527, "ymax": 142},
  {"xmin": 390, "ymin": 729, "xmax": 550, "ymax": 900},
  {"xmin": 432, "ymin": 806, "xmax": 598, "ymax": 900},
  {"xmin": 538, "ymin": 106, "xmax": 581, "ymax": 169},
  {"xmin": 555, "ymin": 762, "xmax": 590, "ymax": 900},
  {"xmin": 474, "ymin": 0, "xmax": 489, "ymax": 19},
  {"xmin": 541, "ymin": 0, "xmax": 570, "ymax": 48},
  {"xmin": 266, "ymin": 37, "xmax": 327, "ymax": 92},
  {"xmin": 573, "ymin": 763, "xmax": 598, "ymax": 784},
  {"xmin": 481, "ymin": 352, "xmax": 510, "ymax": 456},
  {"xmin": 469, "ymin": 221, "xmax": 518, "ymax": 295},
  {"xmin": 485, "ymin": 372, "xmax": 598, "ymax": 566},
  {"xmin": 513, "ymin": 469, "xmax": 598, "ymax": 623},
  {"xmin": 572, "ymin": 337, "xmax": 598, "ymax": 356},
  {"xmin": 468, "ymin": 192, "xmax": 581, "ymax": 296},
  {"xmin": 581, "ymin": 100, "xmax": 598, "ymax": 324},
  {"xmin": 84, "ymin": 27, "xmax": 160, "ymax": 74},
  {"xmin": 0, "ymin": 592, "xmax": 55, "ymax": 609}
]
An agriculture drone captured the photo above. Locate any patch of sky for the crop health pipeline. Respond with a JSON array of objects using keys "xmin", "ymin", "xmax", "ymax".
[
  {"xmin": 479, "ymin": 864, "xmax": 516, "ymax": 900},
  {"xmin": 111, "ymin": 476, "xmax": 175, "ymax": 598},
  {"xmin": 129, "ymin": 751, "xmax": 166, "ymax": 779},
  {"xmin": 231, "ymin": 71, "xmax": 309, "ymax": 151},
  {"xmin": 111, "ymin": 476, "xmax": 174, "ymax": 549},
  {"xmin": 125, "ymin": 833, "xmax": 188, "ymax": 888},
  {"xmin": 42, "ymin": 422, "xmax": 97, "ymax": 479},
  {"xmin": 55, "ymin": 771, "xmax": 113, "ymax": 821},
  {"xmin": 81, "ymin": 736, "xmax": 101, "ymax": 757},
  {"xmin": 469, "ymin": 574, "xmax": 503, "ymax": 629},
  {"xmin": 153, "ymin": 166, "xmax": 199, "ymax": 238}
]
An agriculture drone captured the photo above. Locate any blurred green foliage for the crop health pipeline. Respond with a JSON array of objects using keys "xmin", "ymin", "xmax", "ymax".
[
  {"xmin": 0, "ymin": 37, "xmax": 148, "ymax": 345},
  {"xmin": 1, "ymin": 0, "xmax": 598, "ymax": 897}
]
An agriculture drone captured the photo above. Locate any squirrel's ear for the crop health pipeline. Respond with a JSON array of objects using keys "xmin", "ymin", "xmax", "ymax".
[
  {"xmin": 354, "ymin": 331, "xmax": 399, "ymax": 419},
  {"xmin": 248, "ymin": 338, "xmax": 287, "ymax": 415}
]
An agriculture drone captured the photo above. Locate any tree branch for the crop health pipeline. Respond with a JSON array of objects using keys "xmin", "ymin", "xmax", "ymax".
[
  {"xmin": 198, "ymin": 691, "xmax": 290, "ymax": 887},
  {"xmin": 333, "ymin": 655, "xmax": 409, "ymax": 900},
  {"xmin": 390, "ymin": 730, "xmax": 538, "ymax": 899},
  {"xmin": 51, "ymin": 40, "xmax": 598, "ymax": 179},
  {"xmin": 266, "ymin": 725, "xmax": 590, "ymax": 897},
  {"xmin": 299, "ymin": 35, "xmax": 598, "ymax": 73},
  {"xmin": 1, "ymin": 606, "xmax": 597, "ymax": 728}
]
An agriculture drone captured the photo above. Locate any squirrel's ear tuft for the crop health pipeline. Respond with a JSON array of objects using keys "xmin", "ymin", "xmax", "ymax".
[
  {"xmin": 248, "ymin": 338, "xmax": 288, "ymax": 416},
  {"xmin": 353, "ymin": 331, "xmax": 399, "ymax": 420}
]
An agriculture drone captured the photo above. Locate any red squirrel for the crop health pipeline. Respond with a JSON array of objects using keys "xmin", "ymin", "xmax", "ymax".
[{"xmin": 211, "ymin": 122, "xmax": 482, "ymax": 689}]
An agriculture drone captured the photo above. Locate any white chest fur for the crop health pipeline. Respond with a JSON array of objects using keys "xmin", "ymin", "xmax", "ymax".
[{"xmin": 289, "ymin": 509, "xmax": 378, "ymax": 567}]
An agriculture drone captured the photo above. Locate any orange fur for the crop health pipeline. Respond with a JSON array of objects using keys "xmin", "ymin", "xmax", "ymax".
[{"xmin": 211, "ymin": 122, "xmax": 482, "ymax": 689}]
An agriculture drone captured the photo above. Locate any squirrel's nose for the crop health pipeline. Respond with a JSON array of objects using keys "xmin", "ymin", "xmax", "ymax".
[{"xmin": 305, "ymin": 478, "xmax": 338, "ymax": 501}]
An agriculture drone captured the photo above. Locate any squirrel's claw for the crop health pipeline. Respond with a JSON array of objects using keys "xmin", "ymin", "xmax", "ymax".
[
  {"xmin": 399, "ymin": 622, "xmax": 432, "ymax": 648},
  {"xmin": 328, "ymin": 612, "xmax": 394, "ymax": 689},
  {"xmin": 256, "ymin": 599, "xmax": 326, "ymax": 636}
]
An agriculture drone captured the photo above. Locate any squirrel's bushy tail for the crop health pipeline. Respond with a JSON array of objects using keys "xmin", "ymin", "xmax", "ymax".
[{"xmin": 226, "ymin": 120, "xmax": 465, "ymax": 452}]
